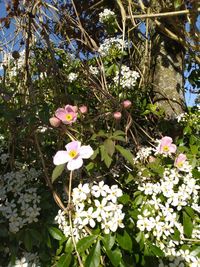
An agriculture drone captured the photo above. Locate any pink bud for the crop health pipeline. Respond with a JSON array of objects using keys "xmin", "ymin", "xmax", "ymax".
[
  {"xmin": 148, "ymin": 156, "xmax": 156, "ymax": 163},
  {"xmin": 122, "ymin": 100, "xmax": 132, "ymax": 109},
  {"xmin": 73, "ymin": 105, "xmax": 78, "ymax": 112},
  {"xmin": 79, "ymin": 105, "xmax": 88, "ymax": 114},
  {"xmin": 113, "ymin": 111, "xmax": 122, "ymax": 120},
  {"xmin": 49, "ymin": 117, "xmax": 61, "ymax": 128}
]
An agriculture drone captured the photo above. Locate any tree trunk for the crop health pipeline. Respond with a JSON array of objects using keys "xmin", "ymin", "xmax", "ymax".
[{"xmin": 151, "ymin": 34, "xmax": 186, "ymax": 119}]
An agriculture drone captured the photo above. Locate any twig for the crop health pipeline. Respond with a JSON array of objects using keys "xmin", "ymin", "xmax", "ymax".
[
  {"xmin": 127, "ymin": 7, "xmax": 200, "ymax": 19},
  {"xmin": 68, "ymin": 171, "xmax": 84, "ymax": 267}
]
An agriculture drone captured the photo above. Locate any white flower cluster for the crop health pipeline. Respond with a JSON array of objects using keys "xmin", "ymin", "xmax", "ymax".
[
  {"xmin": 89, "ymin": 66, "xmax": 99, "ymax": 76},
  {"xmin": 98, "ymin": 37, "xmax": 129, "ymax": 57},
  {"xmin": 0, "ymin": 166, "xmax": 41, "ymax": 233},
  {"xmin": 68, "ymin": 72, "xmax": 78, "ymax": 82},
  {"xmin": 99, "ymin": 9, "xmax": 115, "ymax": 23},
  {"xmin": 176, "ymin": 112, "xmax": 187, "ymax": 123},
  {"xmin": 113, "ymin": 65, "xmax": 140, "ymax": 89},
  {"xmin": 136, "ymin": 163, "xmax": 200, "ymax": 266},
  {"xmin": 176, "ymin": 110, "xmax": 200, "ymax": 134},
  {"xmin": 134, "ymin": 146, "xmax": 153, "ymax": 163},
  {"xmin": 55, "ymin": 181, "xmax": 124, "ymax": 240},
  {"xmin": 8, "ymin": 252, "xmax": 40, "ymax": 267}
]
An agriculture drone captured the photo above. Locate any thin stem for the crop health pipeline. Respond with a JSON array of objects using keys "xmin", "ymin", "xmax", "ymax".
[{"xmin": 68, "ymin": 171, "xmax": 84, "ymax": 267}]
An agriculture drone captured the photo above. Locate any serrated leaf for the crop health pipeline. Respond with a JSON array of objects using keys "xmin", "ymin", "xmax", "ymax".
[
  {"xmin": 77, "ymin": 235, "xmax": 97, "ymax": 253},
  {"xmin": 183, "ymin": 211, "xmax": 193, "ymax": 237},
  {"xmin": 104, "ymin": 139, "xmax": 115, "ymax": 156},
  {"xmin": 48, "ymin": 226, "xmax": 64, "ymax": 240},
  {"xmin": 115, "ymin": 145, "xmax": 134, "ymax": 166},
  {"xmin": 113, "ymin": 130, "xmax": 125, "ymax": 136},
  {"xmin": 52, "ymin": 164, "xmax": 65, "ymax": 183},
  {"xmin": 117, "ymin": 231, "xmax": 132, "ymax": 252},
  {"xmin": 57, "ymin": 253, "xmax": 71, "ymax": 267},
  {"xmin": 100, "ymin": 145, "xmax": 112, "ymax": 168},
  {"xmin": 85, "ymin": 240, "xmax": 101, "ymax": 267}
]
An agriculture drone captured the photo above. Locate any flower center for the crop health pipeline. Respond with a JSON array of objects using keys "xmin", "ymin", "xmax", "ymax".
[
  {"xmin": 65, "ymin": 113, "xmax": 73, "ymax": 121},
  {"xmin": 69, "ymin": 150, "xmax": 78, "ymax": 159},
  {"xmin": 163, "ymin": 145, "xmax": 169, "ymax": 152},
  {"xmin": 177, "ymin": 162, "xmax": 183, "ymax": 168}
]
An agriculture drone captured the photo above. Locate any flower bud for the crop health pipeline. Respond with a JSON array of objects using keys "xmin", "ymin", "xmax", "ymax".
[
  {"xmin": 148, "ymin": 156, "xmax": 156, "ymax": 163},
  {"xmin": 113, "ymin": 111, "xmax": 122, "ymax": 120},
  {"xmin": 49, "ymin": 117, "xmax": 61, "ymax": 128},
  {"xmin": 79, "ymin": 105, "xmax": 88, "ymax": 114},
  {"xmin": 73, "ymin": 105, "xmax": 78, "ymax": 112},
  {"xmin": 122, "ymin": 100, "xmax": 132, "ymax": 109}
]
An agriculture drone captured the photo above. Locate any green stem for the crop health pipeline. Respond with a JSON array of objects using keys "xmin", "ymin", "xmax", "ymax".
[{"xmin": 68, "ymin": 171, "xmax": 84, "ymax": 267}]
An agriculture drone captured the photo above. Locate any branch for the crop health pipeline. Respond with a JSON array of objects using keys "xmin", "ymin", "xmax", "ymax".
[{"xmin": 127, "ymin": 7, "xmax": 200, "ymax": 19}]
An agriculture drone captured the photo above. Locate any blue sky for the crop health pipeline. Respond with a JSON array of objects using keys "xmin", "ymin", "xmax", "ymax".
[{"xmin": 0, "ymin": 1, "xmax": 198, "ymax": 106}]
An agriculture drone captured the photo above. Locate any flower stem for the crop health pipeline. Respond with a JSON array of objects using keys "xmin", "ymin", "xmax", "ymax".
[{"xmin": 68, "ymin": 171, "xmax": 84, "ymax": 267}]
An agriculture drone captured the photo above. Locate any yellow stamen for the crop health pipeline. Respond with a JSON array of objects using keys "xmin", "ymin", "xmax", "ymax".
[
  {"xmin": 163, "ymin": 145, "xmax": 169, "ymax": 152},
  {"xmin": 65, "ymin": 113, "xmax": 73, "ymax": 121},
  {"xmin": 69, "ymin": 150, "xmax": 78, "ymax": 159}
]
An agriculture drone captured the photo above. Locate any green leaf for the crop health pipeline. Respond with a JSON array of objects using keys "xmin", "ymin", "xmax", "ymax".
[
  {"xmin": 65, "ymin": 237, "xmax": 73, "ymax": 253},
  {"xmin": 184, "ymin": 206, "xmax": 195, "ymax": 219},
  {"xmin": 100, "ymin": 145, "xmax": 112, "ymax": 168},
  {"xmin": 117, "ymin": 231, "xmax": 132, "ymax": 252},
  {"xmin": 191, "ymin": 246, "xmax": 200, "ymax": 257},
  {"xmin": 90, "ymin": 148, "xmax": 99, "ymax": 160},
  {"xmin": 85, "ymin": 240, "xmax": 101, "ymax": 267},
  {"xmin": 24, "ymin": 230, "xmax": 33, "ymax": 251},
  {"xmin": 105, "ymin": 248, "xmax": 122, "ymax": 267},
  {"xmin": 77, "ymin": 235, "xmax": 97, "ymax": 253},
  {"xmin": 52, "ymin": 164, "xmax": 65, "ymax": 183},
  {"xmin": 102, "ymin": 233, "xmax": 116, "ymax": 250},
  {"xmin": 149, "ymin": 244, "xmax": 165, "ymax": 257},
  {"xmin": 111, "ymin": 135, "xmax": 126, "ymax": 142},
  {"xmin": 115, "ymin": 145, "xmax": 134, "ymax": 166},
  {"xmin": 118, "ymin": 194, "xmax": 130, "ymax": 204},
  {"xmin": 190, "ymin": 145, "xmax": 198, "ymax": 155},
  {"xmin": 48, "ymin": 226, "xmax": 64, "ymax": 240},
  {"xmin": 113, "ymin": 130, "xmax": 125, "ymax": 136},
  {"xmin": 29, "ymin": 229, "xmax": 42, "ymax": 243},
  {"xmin": 104, "ymin": 139, "xmax": 115, "ymax": 156},
  {"xmin": 57, "ymin": 253, "xmax": 72, "ymax": 267},
  {"xmin": 183, "ymin": 211, "xmax": 193, "ymax": 237}
]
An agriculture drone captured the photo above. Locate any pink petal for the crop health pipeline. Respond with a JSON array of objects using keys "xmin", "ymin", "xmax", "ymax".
[
  {"xmin": 161, "ymin": 136, "xmax": 173, "ymax": 146},
  {"xmin": 67, "ymin": 157, "xmax": 83, "ymax": 170},
  {"xmin": 169, "ymin": 144, "xmax": 177, "ymax": 153},
  {"xmin": 65, "ymin": 105, "xmax": 77, "ymax": 113},
  {"xmin": 175, "ymin": 154, "xmax": 186, "ymax": 165},
  {"xmin": 55, "ymin": 108, "xmax": 67, "ymax": 121},
  {"xmin": 65, "ymin": 141, "xmax": 81, "ymax": 152},
  {"xmin": 79, "ymin": 145, "xmax": 94, "ymax": 159},
  {"xmin": 53, "ymin": 151, "xmax": 70, "ymax": 165}
]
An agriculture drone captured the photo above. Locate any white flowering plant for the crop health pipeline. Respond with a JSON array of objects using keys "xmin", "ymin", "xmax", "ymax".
[{"xmin": 0, "ymin": 3, "xmax": 200, "ymax": 267}]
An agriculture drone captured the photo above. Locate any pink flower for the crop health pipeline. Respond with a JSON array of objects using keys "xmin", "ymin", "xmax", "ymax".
[
  {"xmin": 156, "ymin": 136, "xmax": 177, "ymax": 155},
  {"xmin": 122, "ymin": 100, "xmax": 132, "ymax": 109},
  {"xmin": 79, "ymin": 105, "xmax": 88, "ymax": 114},
  {"xmin": 113, "ymin": 111, "xmax": 122, "ymax": 120},
  {"xmin": 49, "ymin": 117, "xmax": 61, "ymax": 128},
  {"xmin": 174, "ymin": 154, "xmax": 187, "ymax": 169},
  {"xmin": 55, "ymin": 105, "xmax": 78, "ymax": 125},
  {"xmin": 53, "ymin": 141, "xmax": 94, "ymax": 171}
]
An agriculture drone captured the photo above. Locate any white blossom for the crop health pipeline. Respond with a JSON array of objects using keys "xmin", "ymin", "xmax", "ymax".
[{"xmin": 113, "ymin": 65, "xmax": 139, "ymax": 89}]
